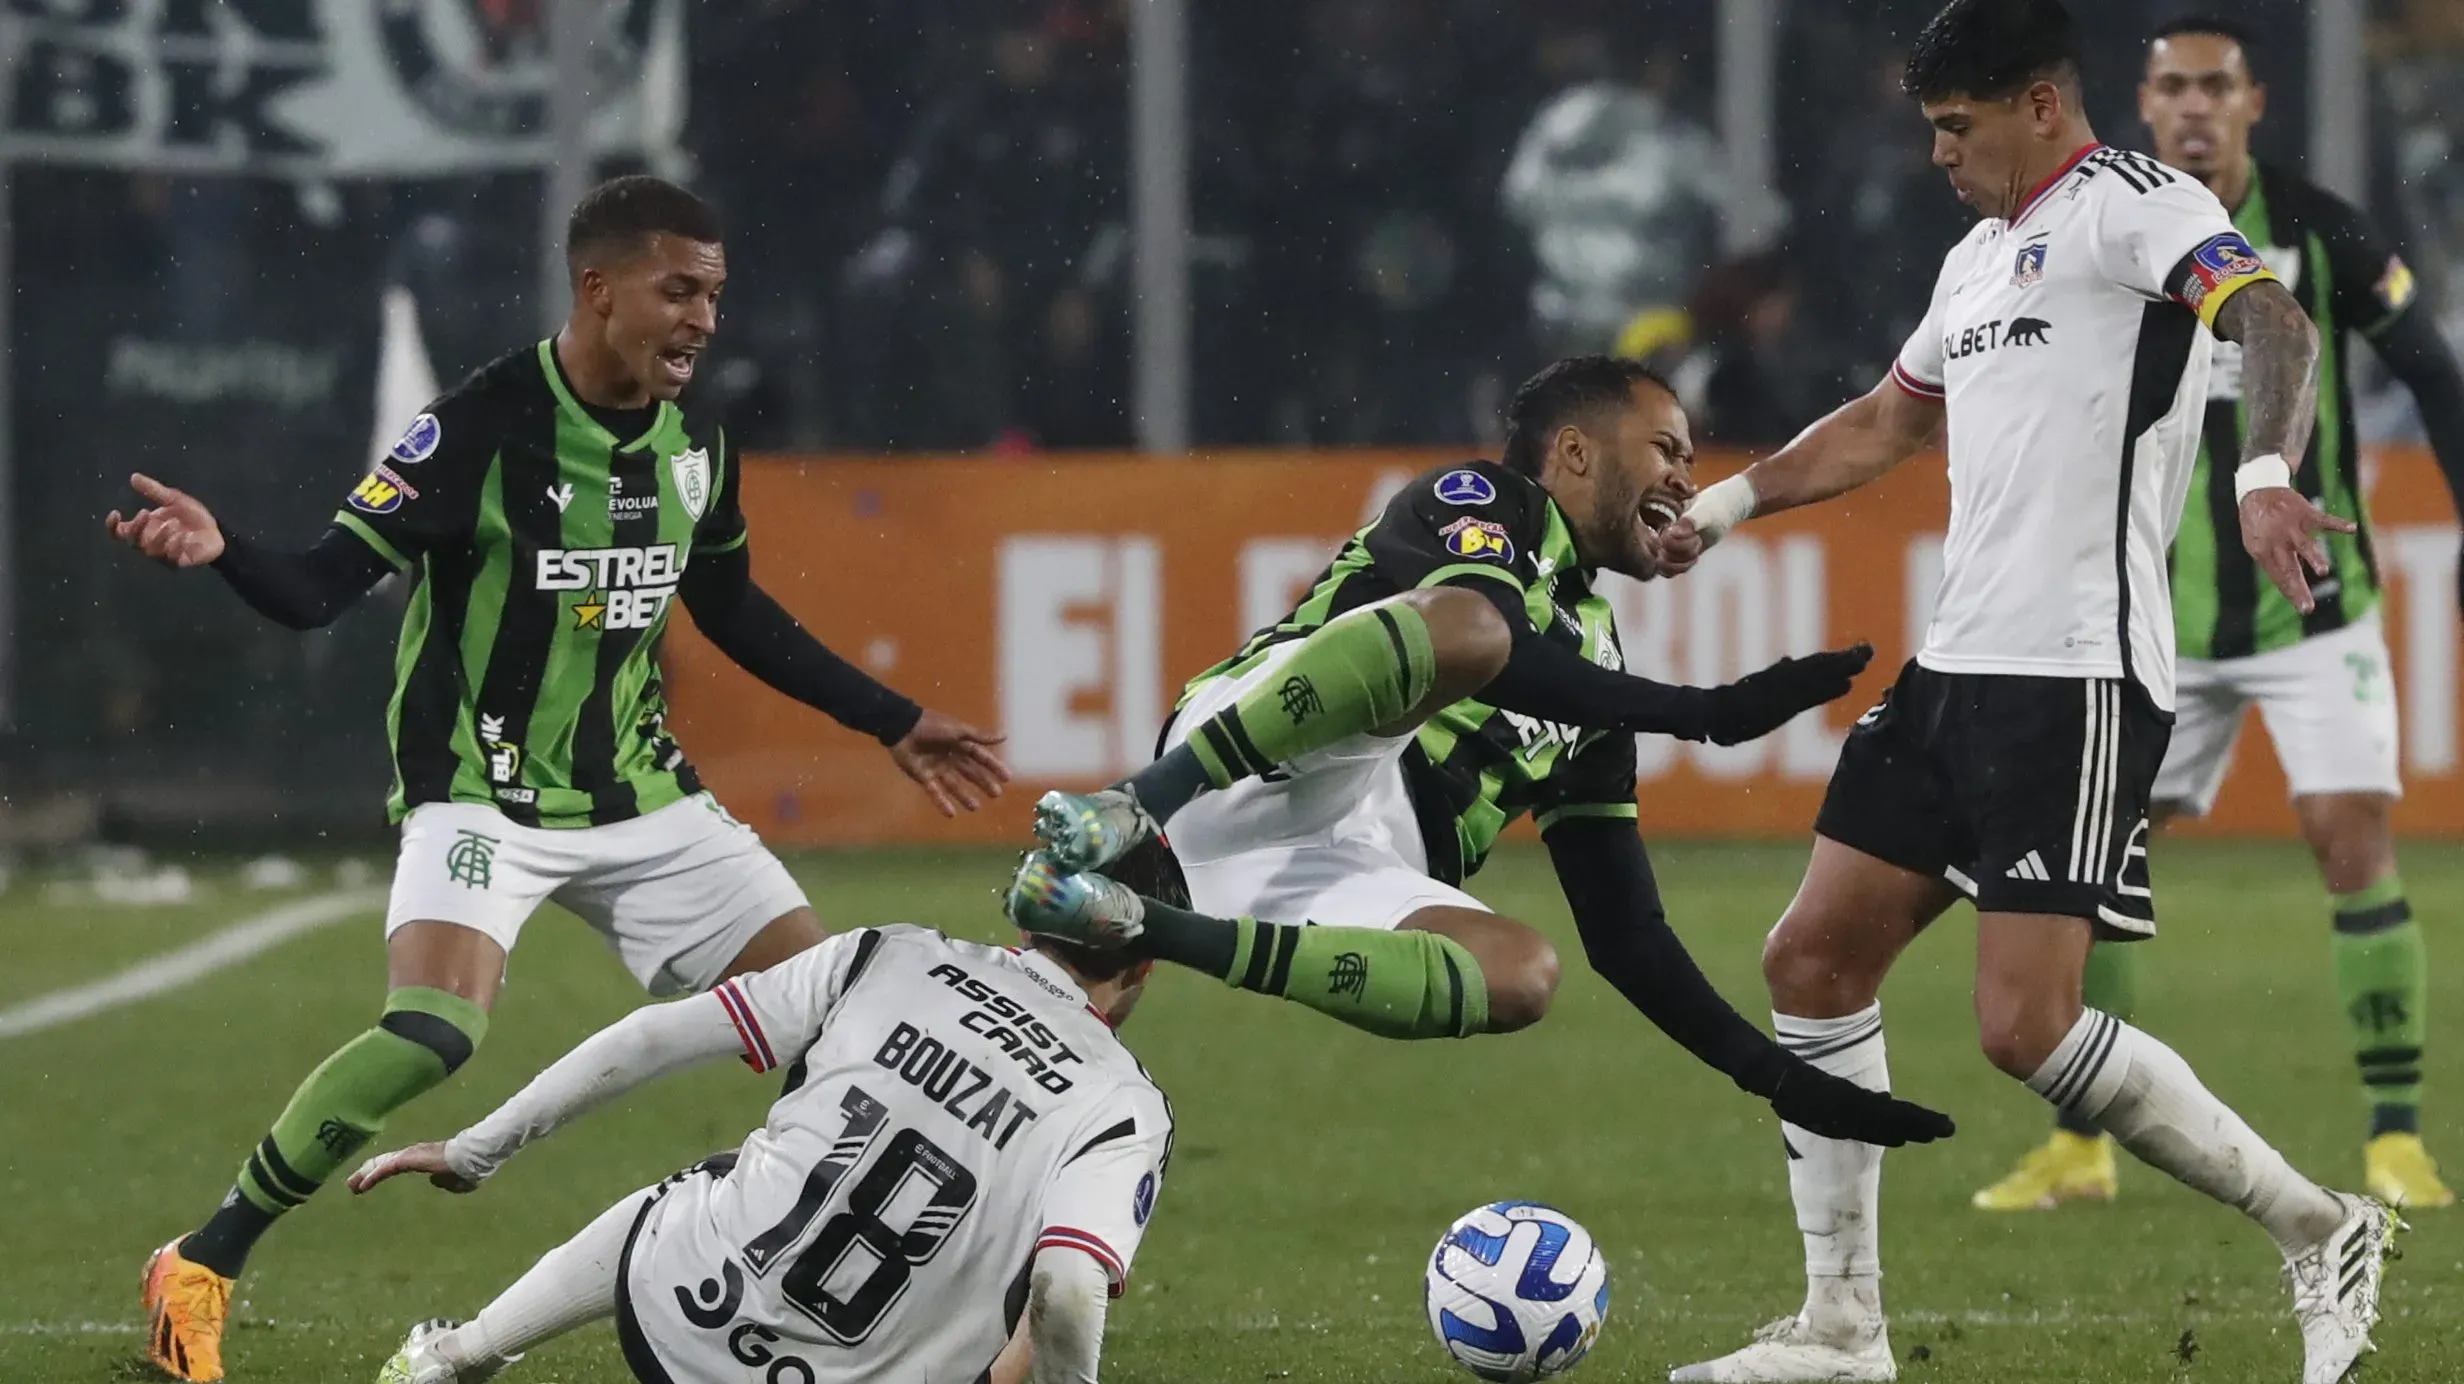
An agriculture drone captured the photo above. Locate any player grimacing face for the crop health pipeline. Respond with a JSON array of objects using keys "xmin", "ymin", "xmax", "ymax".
[
  {"xmin": 579, "ymin": 232, "xmax": 727, "ymax": 402},
  {"xmin": 2140, "ymin": 34, "xmax": 2263, "ymax": 178},
  {"xmin": 1920, "ymin": 82, "xmax": 2067, "ymax": 221},
  {"xmin": 1549, "ymin": 381, "xmax": 1697, "ymax": 581}
]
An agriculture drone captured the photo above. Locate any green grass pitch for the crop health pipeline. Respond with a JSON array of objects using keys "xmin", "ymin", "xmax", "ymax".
[{"xmin": 2, "ymin": 839, "xmax": 2460, "ymax": 1383}]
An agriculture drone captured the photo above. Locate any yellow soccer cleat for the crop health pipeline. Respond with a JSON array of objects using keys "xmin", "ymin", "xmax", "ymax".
[
  {"xmin": 142, "ymin": 1239, "xmax": 231, "ymax": 1382},
  {"xmin": 1970, "ymin": 1130, "xmax": 2118, "ymax": 1211},
  {"xmin": 2365, "ymin": 1132, "xmax": 2456, "ymax": 1209}
]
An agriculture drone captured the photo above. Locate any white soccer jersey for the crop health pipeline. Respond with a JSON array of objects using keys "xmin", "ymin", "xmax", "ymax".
[
  {"xmin": 1891, "ymin": 144, "xmax": 2278, "ymax": 710},
  {"xmin": 625, "ymin": 926, "xmax": 1171, "ymax": 1384}
]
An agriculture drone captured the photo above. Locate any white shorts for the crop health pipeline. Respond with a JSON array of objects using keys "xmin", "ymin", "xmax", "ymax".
[
  {"xmin": 2153, "ymin": 610, "xmax": 2404, "ymax": 816},
  {"xmin": 1162, "ymin": 641, "xmax": 1484, "ymax": 931},
  {"xmin": 385, "ymin": 793, "xmax": 809, "ymax": 996}
]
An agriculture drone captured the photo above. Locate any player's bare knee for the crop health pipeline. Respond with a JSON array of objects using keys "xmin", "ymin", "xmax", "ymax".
[
  {"xmin": 1760, "ymin": 920, "xmax": 1871, "ymax": 1017},
  {"xmin": 1974, "ymin": 985, "xmax": 2073, "ymax": 1081},
  {"xmin": 1486, "ymin": 933, "xmax": 1560, "ymax": 1033}
]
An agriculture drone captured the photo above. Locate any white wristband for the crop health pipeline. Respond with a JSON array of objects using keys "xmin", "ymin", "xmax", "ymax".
[
  {"xmin": 2233, "ymin": 453, "xmax": 2292, "ymax": 502},
  {"xmin": 1684, "ymin": 474, "xmax": 1758, "ymax": 546}
]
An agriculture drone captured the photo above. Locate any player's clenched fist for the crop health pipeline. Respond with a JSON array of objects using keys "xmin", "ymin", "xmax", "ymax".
[
  {"xmin": 2239, "ymin": 486, "xmax": 2356, "ymax": 615},
  {"xmin": 104, "ymin": 473, "xmax": 226, "ymax": 568}
]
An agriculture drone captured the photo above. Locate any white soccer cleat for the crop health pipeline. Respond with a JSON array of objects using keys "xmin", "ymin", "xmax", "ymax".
[
  {"xmin": 375, "ymin": 1319, "xmax": 508, "ymax": 1384},
  {"xmin": 2286, "ymin": 1192, "xmax": 2402, "ymax": 1384},
  {"xmin": 1669, "ymin": 1313, "xmax": 1896, "ymax": 1382}
]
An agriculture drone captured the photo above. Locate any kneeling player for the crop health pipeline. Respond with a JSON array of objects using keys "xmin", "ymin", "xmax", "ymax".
[
  {"xmin": 348, "ymin": 842, "xmax": 1183, "ymax": 1384},
  {"xmin": 1014, "ymin": 356, "xmax": 1951, "ymax": 1149}
]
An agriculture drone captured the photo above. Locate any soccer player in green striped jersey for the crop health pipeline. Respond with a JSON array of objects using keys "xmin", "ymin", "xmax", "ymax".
[
  {"xmin": 1014, "ymin": 356, "xmax": 1953, "ymax": 1152},
  {"xmin": 1975, "ymin": 15, "xmax": 2464, "ymax": 1216},
  {"xmin": 103, "ymin": 177, "xmax": 1007, "ymax": 1382}
]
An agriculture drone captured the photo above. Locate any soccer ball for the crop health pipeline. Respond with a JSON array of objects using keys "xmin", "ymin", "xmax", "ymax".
[{"xmin": 1423, "ymin": 1201, "xmax": 1610, "ymax": 1382}]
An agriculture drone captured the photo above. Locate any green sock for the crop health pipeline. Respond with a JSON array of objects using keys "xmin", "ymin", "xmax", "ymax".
[
  {"xmin": 2333, "ymin": 877, "xmax": 2426, "ymax": 1138},
  {"xmin": 1152, "ymin": 603, "xmax": 1438, "ymax": 817},
  {"xmin": 1138, "ymin": 900, "xmax": 1489, "ymax": 1038},
  {"xmin": 2056, "ymin": 943, "xmax": 2141, "ymax": 1136},
  {"xmin": 182, "ymin": 987, "xmax": 488, "ymax": 1276}
]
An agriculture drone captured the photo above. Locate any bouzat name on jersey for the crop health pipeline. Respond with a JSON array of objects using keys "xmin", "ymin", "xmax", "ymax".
[{"xmin": 331, "ymin": 341, "xmax": 751, "ymax": 828}]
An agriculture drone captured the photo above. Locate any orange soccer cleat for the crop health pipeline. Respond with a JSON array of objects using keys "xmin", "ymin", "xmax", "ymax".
[{"xmin": 142, "ymin": 1239, "xmax": 231, "ymax": 1382}]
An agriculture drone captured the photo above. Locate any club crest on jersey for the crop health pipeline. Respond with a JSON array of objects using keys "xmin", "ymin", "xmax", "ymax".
[
  {"xmin": 2182, "ymin": 232, "xmax": 2270, "ymax": 311},
  {"xmin": 388, "ymin": 412, "xmax": 441, "ymax": 464},
  {"xmin": 1441, "ymin": 516, "xmax": 1514, "ymax": 563},
  {"xmin": 671, "ymin": 446, "xmax": 712, "ymax": 521},
  {"xmin": 1434, "ymin": 469, "xmax": 1497, "ymax": 506},
  {"xmin": 2010, "ymin": 242, "xmax": 2048, "ymax": 287},
  {"xmin": 347, "ymin": 465, "xmax": 418, "ymax": 515}
]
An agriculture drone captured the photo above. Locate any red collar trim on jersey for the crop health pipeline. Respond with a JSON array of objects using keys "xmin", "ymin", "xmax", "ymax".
[{"xmin": 2009, "ymin": 142, "xmax": 2100, "ymax": 227}]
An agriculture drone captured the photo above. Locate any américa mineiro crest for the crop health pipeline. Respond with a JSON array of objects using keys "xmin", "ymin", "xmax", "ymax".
[{"xmin": 671, "ymin": 446, "xmax": 711, "ymax": 521}]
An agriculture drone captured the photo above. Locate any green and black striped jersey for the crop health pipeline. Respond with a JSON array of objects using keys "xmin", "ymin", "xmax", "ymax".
[
  {"xmin": 1178, "ymin": 460, "xmax": 1638, "ymax": 885},
  {"xmin": 2173, "ymin": 159, "xmax": 2425, "ymax": 659},
  {"xmin": 332, "ymin": 341, "xmax": 745, "ymax": 827}
]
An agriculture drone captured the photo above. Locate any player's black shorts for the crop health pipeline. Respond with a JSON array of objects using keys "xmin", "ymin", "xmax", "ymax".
[{"xmin": 1813, "ymin": 660, "xmax": 2170, "ymax": 940}]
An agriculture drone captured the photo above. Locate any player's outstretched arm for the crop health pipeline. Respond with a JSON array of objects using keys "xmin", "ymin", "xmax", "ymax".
[
  {"xmin": 1024, "ymin": 1251, "xmax": 1110, "ymax": 1384},
  {"xmin": 104, "ymin": 474, "xmax": 395, "ymax": 629},
  {"xmin": 1478, "ymin": 626, "xmax": 1874, "ymax": 746},
  {"xmin": 678, "ymin": 545, "xmax": 1009, "ymax": 815},
  {"xmin": 1542, "ymin": 817, "xmax": 1955, "ymax": 1148},
  {"xmin": 1666, "ymin": 376, "xmax": 1944, "ymax": 567},
  {"xmin": 2213, "ymin": 283, "xmax": 2353, "ymax": 614},
  {"xmin": 345, "ymin": 994, "xmax": 746, "ymax": 1195}
]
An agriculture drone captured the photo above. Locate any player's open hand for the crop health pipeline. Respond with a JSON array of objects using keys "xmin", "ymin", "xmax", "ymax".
[
  {"xmin": 1767, "ymin": 1061, "xmax": 1956, "ymax": 1148},
  {"xmin": 888, "ymin": 709, "xmax": 1011, "ymax": 817},
  {"xmin": 1700, "ymin": 643, "xmax": 1875, "ymax": 746},
  {"xmin": 346, "ymin": 1140, "xmax": 481, "ymax": 1195},
  {"xmin": 1654, "ymin": 518, "xmax": 1706, "ymax": 579},
  {"xmin": 104, "ymin": 474, "xmax": 226, "ymax": 568},
  {"xmin": 2239, "ymin": 487, "xmax": 2356, "ymax": 615}
]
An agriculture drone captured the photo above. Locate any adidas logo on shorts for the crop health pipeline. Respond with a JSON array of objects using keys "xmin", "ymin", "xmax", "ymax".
[{"xmin": 2005, "ymin": 850, "xmax": 2053, "ymax": 882}]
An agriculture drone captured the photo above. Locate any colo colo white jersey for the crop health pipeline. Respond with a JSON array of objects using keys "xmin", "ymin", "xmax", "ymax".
[
  {"xmin": 1891, "ymin": 143, "xmax": 2279, "ymax": 711},
  {"xmin": 622, "ymin": 926, "xmax": 1172, "ymax": 1384}
]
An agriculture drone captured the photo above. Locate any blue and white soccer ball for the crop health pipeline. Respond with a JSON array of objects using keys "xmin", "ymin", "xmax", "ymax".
[{"xmin": 1423, "ymin": 1201, "xmax": 1610, "ymax": 1382}]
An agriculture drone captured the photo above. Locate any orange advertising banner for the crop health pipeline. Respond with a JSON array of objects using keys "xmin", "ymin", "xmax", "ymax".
[{"xmin": 666, "ymin": 447, "xmax": 2463, "ymax": 845}]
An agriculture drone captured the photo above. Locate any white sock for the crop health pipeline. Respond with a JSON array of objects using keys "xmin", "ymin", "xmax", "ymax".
[
  {"xmin": 2028, "ymin": 1009, "xmax": 2344, "ymax": 1255},
  {"xmin": 440, "ymin": 1187, "xmax": 650, "ymax": 1370},
  {"xmin": 1774, "ymin": 1005, "xmax": 1888, "ymax": 1326}
]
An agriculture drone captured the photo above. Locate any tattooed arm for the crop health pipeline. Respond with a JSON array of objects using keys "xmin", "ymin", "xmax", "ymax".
[
  {"xmin": 2212, "ymin": 280, "xmax": 2321, "ymax": 469},
  {"xmin": 2209, "ymin": 280, "xmax": 2352, "ymax": 612}
]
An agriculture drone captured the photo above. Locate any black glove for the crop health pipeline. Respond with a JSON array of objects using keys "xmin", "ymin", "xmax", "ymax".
[
  {"xmin": 1696, "ymin": 643, "xmax": 1875, "ymax": 746},
  {"xmin": 1763, "ymin": 1058, "xmax": 1956, "ymax": 1148}
]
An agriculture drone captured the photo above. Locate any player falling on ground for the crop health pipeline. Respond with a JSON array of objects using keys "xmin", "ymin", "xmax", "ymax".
[
  {"xmin": 1659, "ymin": 2, "xmax": 2397, "ymax": 1380},
  {"xmin": 347, "ymin": 837, "xmax": 1182, "ymax": 1384},
  {"xmin": 1976, "ymin": 10, "xmax": 2464, "ymax": 1216},
  {"xmin": 1013, "ymin": 355, "xmax": 1952, "ymax": 1151},
  {"xmin": 103, "ymin": 176, "xmax": 1007, "ymax": 1384}
]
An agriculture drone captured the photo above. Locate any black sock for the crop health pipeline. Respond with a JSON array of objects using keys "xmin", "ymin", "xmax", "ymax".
[
  {"xmin": 180, "ymin": 1188, "xmax": 280, "ymax": 1278},
  {"xmin": 1134, "ymin": 898, "xmax": 1244, "ymax": 977},
  {"xmin": 2371, "ymin": 1102, "xmax": 2420, "ymax": 1138},
  {"xmin": 1121, "ymin": 747, "xmax": 1216, "ymax": 826},
  {"xmin": 2055, "ymin": 1103, "xmax": 2102, "ymax": 1138}
]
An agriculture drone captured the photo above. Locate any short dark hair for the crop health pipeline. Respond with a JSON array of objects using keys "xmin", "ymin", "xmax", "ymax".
[
  {"xmin": 1027, "ymin": 834, "xmax": 1191, "ymax": 984},
  {"xmin": 2148, "ymin": 13, "xmax": 2259, "ymax": 77},
  {"xmin": 1499, "ymin": 355, "xmax": 1673, "ymax": 478},
  {"xmin": 565, "ymin": 175, "xmax": 721, "ymax": 275},
  {"xmin": 1902, "ymin": 0, "xmax": 2082, "ymax": 104}
]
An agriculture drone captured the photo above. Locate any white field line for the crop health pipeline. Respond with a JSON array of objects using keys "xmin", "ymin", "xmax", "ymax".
[{"xmin": 0, "ymin": 889, "xmax": 385, "ymax": 1040}]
